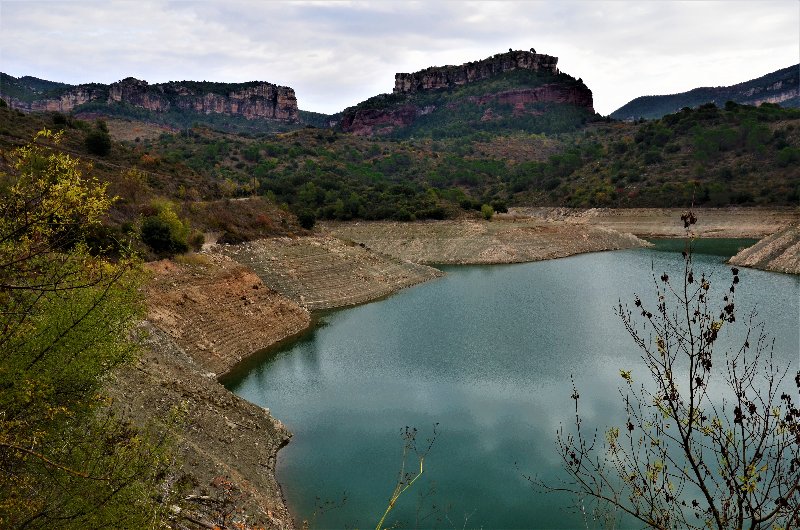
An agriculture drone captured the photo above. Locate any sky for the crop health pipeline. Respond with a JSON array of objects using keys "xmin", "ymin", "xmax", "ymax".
[{"xmin": 0, "ymin": 1, "xmax": 798, "ymax": 116}]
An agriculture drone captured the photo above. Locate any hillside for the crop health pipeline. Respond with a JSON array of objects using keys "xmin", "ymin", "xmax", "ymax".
[
  {"xmin": 132, "ymin": 101, "xmax": 799, "ymax": 224},
  {"xmin": 611, "ymin": 64, "xmax": 799, "ymax": 120},
  {"xmin": 339, "ymin": 49, "xmax": 596, "ymax": 138},
  {"xmin": 3, "ymin": 55, "xmax": 799, "ymax": 230},
  {"xmin": 0, "ymin": 105, "xmax": 309, "ymax": 257}
]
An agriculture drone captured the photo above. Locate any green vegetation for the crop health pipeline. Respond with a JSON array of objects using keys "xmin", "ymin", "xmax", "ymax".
[
  {"xmin": 84, "ymin": 119, "xmax": 112, "ymax": 155},
  {"xmin": 0, "ymin": 73, "xmax": 73, "ymax": 103},
  {"xmin": 2, "ymin": 92, "xmax": 798, "ymax": 235},
  {"xmin": 611, "ymin": 64, "xmax": 799, "ymax": 120},
  {"xmin": 345, "ymin": 68, "xmax": 596, "ymax": 139},
  {"xmin": 0, "ymin": 131, "xmax": 171, "ymax": 528}
]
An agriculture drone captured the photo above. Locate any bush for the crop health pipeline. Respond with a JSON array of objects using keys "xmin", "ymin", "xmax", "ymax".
[
  {"xmin": 297, "ymin": 210, "xmax": 316, "ymax": 230},
  {"xmin": 140, "ymin": 202, "xmax": 191, "ymax": 255},
  {"xmin": 481, "ymin": 203, "xmax": 494, "ymax": 220},
  {"xmin": 85, "ymin": 127, "xmax": 111, "ymax": 156}
]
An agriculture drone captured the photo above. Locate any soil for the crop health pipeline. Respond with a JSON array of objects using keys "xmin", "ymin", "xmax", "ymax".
[
  {"xmin": 323, "ymin": 217, "xmax": 649, "ymax": 265},
  {"xmin": 729, "ymin": 224, "xmax": 800, "ymax": 274},
  {"xmin": 512, "ymin": 207, "xmax": 799, "ymax": 238},
  {"xmin": 215, "ymin": 235, "xmax": 444, "ymax": 310},
  {"xmin": 145, "ymin": 254, "xmax": 310, "ymax": 377}
]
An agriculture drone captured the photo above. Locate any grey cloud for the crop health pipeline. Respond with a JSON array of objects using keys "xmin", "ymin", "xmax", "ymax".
[{"xmin": 1, "ymin": 1, "xmax": 797, "ymax": 115}]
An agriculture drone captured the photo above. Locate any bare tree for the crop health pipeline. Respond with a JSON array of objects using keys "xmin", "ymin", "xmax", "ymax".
[{"xmin": 548, "ymin": 212, "xmax": 800, "ymax": 529}]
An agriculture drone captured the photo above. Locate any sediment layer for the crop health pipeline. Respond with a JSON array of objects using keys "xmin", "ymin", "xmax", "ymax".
[
  {"xmin": 216, "ymin": 235, "xmax": 444, "ymax": 310},
  {"xmin": 324, "ymin": 218, "xmax": 649, "ymax": 265},
  {"xmin": 145, "ymin": 255, "xmax": 310, "ymax": 377},
  {"xmin": 729, "ymin": 224, "xmax": 800, "ymax": 274}
]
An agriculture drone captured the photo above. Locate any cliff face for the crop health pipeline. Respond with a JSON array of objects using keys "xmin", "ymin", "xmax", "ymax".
[
  {"xmin": 1, "ymin": 75, "xmax": 299, "ymax": 122},
  {"xmin": 340, "ymin": 50, "xmax": 594, "ymax": 137},
  {"xmin": 394, "ymin": 50, "xmax": 559, "ymax": 93},
  {"xmin": 107, "ymin": 78, "xmax": 298, "ymax": 121}
]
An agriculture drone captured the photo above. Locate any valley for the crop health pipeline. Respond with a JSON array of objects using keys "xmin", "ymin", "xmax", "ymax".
[{"xmin": 1, "ymin": 45, "xmax": 798, "ymax": 529}]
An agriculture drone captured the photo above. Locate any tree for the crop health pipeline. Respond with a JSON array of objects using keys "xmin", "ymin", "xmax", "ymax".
[
  {"xmin": 0, "ymin": 131, "xmax": 169, "ymax": 528},
  {"xmin": 85, "ymin": 120, "xmax": 112, "ymax": 156},
  {"xmin": 481, "ymin": 203, "xmax": 494, "ymax": 220},
  {"xmin": 548, "ymin": 211, "xmax": 800, "ymax": 528}
]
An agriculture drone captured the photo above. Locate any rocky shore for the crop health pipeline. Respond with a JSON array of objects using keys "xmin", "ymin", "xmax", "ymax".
[{"xmin": 729, "ymin": 224, "xmax": 800, "ymax": 274}]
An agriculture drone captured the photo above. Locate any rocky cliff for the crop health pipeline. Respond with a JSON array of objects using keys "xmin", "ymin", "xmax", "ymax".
[
  {"xmin": 340, "ymin": 49, "xmax": 594, "ymax": 137},
  {"xmin": 394, "ymin": 50, "xmax": 559, "ymax": 93},
  {"xmin": 1, "ymin": 74, "xmax": 299, "ymax": 122}
]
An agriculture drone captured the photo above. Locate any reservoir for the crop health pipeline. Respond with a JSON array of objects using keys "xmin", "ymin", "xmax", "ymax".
[{"xmin": 224, "ymin": 240, "xmax": 799, "ymax": 528}]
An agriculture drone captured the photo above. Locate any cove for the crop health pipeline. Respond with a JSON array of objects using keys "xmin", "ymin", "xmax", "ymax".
[{"xmin": 224, "ymin": 240, "xmax": 799, "ymax": 528}]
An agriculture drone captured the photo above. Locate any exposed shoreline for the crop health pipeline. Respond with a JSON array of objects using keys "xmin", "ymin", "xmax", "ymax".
[{"xmin": 116, "ymin": 208, "xmax": 798, "ymax": 528}]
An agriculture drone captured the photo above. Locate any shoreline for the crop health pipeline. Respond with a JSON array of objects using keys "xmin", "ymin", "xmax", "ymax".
[{"xmin": 123, "ymin": 209, "xmax": 797, "ymax": 527}]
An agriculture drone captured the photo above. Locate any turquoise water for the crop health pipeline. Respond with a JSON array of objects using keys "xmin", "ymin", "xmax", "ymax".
[{"xmin": 224, "ymin": 240, "xmax": 798, "ymax": 528}]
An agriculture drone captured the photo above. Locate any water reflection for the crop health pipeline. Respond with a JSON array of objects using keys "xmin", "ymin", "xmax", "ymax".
[{"xmin": 226, "ymin": 242, "xmax": 798, "ymax": 528}]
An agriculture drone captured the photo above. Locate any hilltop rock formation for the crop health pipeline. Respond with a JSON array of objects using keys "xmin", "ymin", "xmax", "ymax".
[
  {"xmin": 1, "ymin": 74, "xmax": 299, "ymax": 122},
  {"xmin": 394, "ymin": 50, "xmax": 559, "ymax": 93},
  {"xmin": 340, "ymin": 50, "xmax": 594, "ymax": 136}
]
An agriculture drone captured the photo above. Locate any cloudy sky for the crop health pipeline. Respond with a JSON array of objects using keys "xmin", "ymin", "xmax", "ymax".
[{"xmin": 1, "ymin": 1, "xmax": 797, "ymax": 116}]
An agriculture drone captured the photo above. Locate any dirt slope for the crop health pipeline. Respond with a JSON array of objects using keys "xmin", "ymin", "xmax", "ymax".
[
  {"xmin": 217, "ymin": 236, "xmax": 444, "ymax": 310},
  {"xmin": 109, "ymin": 323, "xmax": 294, "ymax": 530},
  {"xmin": 514, "ymin": 207, "xmax": 799, "ymax": 238},
  {"xmin": 145, "ymin": 255, "xmax": 310, "ymax": 377},
  {"xmin": 729, "ymin": 225, "xmax": 800, "ymax": 274},
  {"xmin": 324, "ymin": 218, "xmax": 649, "ymax": 265}
]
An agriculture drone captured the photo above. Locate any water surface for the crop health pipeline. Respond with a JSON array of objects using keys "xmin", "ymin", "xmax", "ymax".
[{"xmin": 225, "ymin": 240, "xmax": 798, "ymax": 528}]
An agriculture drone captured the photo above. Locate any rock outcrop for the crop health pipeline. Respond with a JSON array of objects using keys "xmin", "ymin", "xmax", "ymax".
[
  {"xmin": 108, "ymin": 78, "xmax": 298, "ymax": 121},
  {"xmin": 394, "ymin": 50, "xmax": 559, "ymax": 94},
  {"xmin": 1, "ymin": 74, "xmax": 299, "ymax": 122},
  {"xmin": 339, "ymin": 49, "xmax": 594, "ymax": 136}
]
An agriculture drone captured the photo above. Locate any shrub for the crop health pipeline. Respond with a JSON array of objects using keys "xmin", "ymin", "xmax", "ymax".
[
  {"xmin": 85, "ymin": 125, "xmax": 111, "ymax": 156},
  {"xmin": 140, "ymin": 202, "xmax": 191, "ymax": 255}
]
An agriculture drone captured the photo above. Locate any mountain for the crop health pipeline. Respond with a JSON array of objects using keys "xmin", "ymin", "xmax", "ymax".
[
  {"xmin": 338, "ymin": 49, "xmax": 596, "ymax": 138},
  {"xmin": 0, "ymin": 73, "xmax": 304, "ymax": 133},
  {"xmin": 611, "ymin": 65, "xmax": 799, "ymax": 121}
]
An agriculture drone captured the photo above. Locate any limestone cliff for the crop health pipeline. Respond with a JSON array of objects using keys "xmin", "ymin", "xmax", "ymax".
[
  {"xmin": 339, "ymin": 49, "xmax": 594, "ymax": 137},
  {"xmin": 1, "ymin": 74, "xmax": 299, "ymax": 122},
  {"xmin": 394, "ymin": 50, "xmax": 560, "ymax": 94}
]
